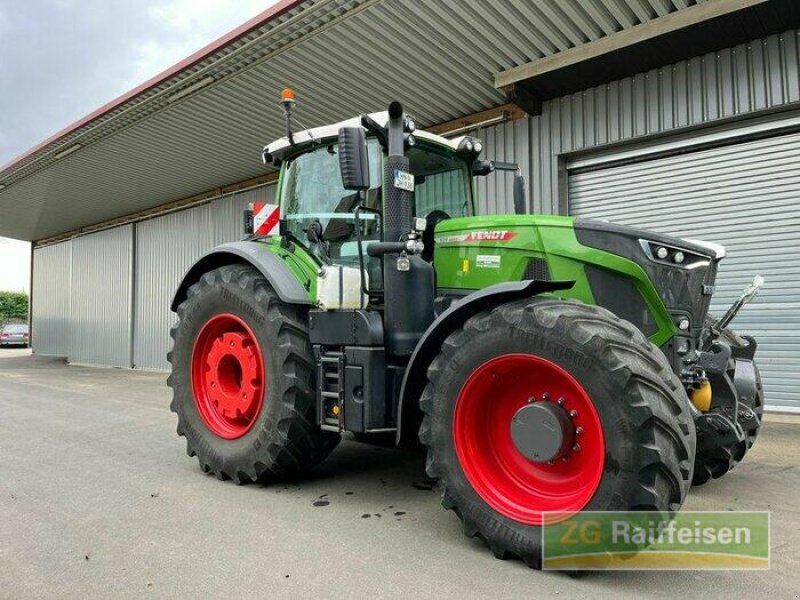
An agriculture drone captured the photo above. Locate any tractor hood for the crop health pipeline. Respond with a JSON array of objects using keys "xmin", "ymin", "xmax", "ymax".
[
  {"xmin": 573, "ymin": 217, "xmax": 722, "ymax": 337},
  {"xmin": 432, "ymin": 214, "xmax": 721, "ymax": 344}
]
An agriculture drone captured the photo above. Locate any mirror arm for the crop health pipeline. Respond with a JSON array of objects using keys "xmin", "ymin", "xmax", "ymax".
[
  {"xmin": 361, "ymin": 114, "xmax": 388, "ymax": 149},
  {"xmin": 492, "ymin": 161, "xmax": 521, "ymax": 172},
  {"xmin": 354, "ymin": 202, "xmax": 368, "ymax": 306}
]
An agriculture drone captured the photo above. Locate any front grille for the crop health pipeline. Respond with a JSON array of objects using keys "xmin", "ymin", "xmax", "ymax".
[
  {"xmin": 585, "ymin": 265, "xmax": 658, "ymax": 336},
  {"xmin": 523, "ymin": 258, "xmax": 551, "ymax": 281},
  {"xmin": 575, "ymin": 220, "xmax": 718, "ymax": 340}
]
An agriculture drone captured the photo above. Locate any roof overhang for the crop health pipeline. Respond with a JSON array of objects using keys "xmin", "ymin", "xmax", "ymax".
[
  {"xmin": 0, "ymin": 0, "xmax": 780, "ymax": 243},
  {"xmin": 495, "ymin": 0, "xmax": 800, "ymax": 100}
]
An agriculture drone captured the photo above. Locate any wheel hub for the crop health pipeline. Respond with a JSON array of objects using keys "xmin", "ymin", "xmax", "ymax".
[
  {"xmin": 203, "ymin": 332, "xmax": 261, "ymax": 420},
  {"xmin": 510, "ymin": 401, "xmax": 574, "ymax": 462},
  {"xmin": 191, "ymin": 314, "xmax": 266, "ymax": 439},
  {"xmin": 452, "ymin": 353, "xmax": 605, "ymax": 525}
]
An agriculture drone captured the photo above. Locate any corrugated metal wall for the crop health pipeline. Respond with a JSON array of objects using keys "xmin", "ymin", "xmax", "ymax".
[
  {"xmin": 473, "ymin": 30, "xmax": 800, "ymax": 216},
  {"xmin": 31, "ymin": 241, "xmax": 72, "ymax": 356},
  {"xmin": 31, "ymin": 185, "xmax": 274, "ymax": 369},
  {"xmin": 469, "ymin": 30, "xmax": 800, "ymax": 410},
  {"xmin": 68, "ymin": 225, "xmax": 133, "ymax": 367},
  {"xmin": 133, "ymin": 184, "xmax": 275, "ymax": 370},
  {"xmin": 133, "ymin": 205, "xmax": 213, "ymax": 371},
  {"xmin": 473, "ymin": 118, "xmax": 532, "ymax": 214}
]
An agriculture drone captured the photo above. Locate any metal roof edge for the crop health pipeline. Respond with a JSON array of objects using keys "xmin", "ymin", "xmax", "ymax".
[{"xmin": 0, "ymin": 0, "xmax": 307, "ymax": 176}]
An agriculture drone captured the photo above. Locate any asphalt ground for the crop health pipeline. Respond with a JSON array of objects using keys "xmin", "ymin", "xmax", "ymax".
[{"xmin": 0, "ymin": 348, "xmax": 798, "ymax": 599}]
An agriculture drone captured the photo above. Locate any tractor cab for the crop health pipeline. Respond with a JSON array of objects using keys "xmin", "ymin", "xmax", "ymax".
[{"xmin": 262, "ymin": 111, "xmax": 479, "ymax": 270}]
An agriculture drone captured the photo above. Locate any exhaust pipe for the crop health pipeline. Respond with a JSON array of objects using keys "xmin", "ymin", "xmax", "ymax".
[
  {"xmin": 383, "ymin": 101, "xmax": 412, "ymax": 244},
  {"xmin": 381, "ymin": 101, "xmax": 434, "ymax": 358}
]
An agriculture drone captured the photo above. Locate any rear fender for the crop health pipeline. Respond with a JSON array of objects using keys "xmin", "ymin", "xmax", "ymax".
[
  {"xmin": 170, "ymin": 241, "xmax": 312, "ymax": 312},
  {"xmin": 395, "ymin": 279, "xmax": 574, "ymax": 445}
]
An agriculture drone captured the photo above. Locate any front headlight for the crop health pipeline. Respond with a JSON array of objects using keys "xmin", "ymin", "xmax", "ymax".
[{"xmin": 639, "ymin": 239, "xmax": 712, "ymax": 269}]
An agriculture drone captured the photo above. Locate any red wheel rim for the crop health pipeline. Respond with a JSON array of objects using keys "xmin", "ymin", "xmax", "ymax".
[
  {"xmin": 453, "ymin": 353, "xmax": 605, "ymax": 525},
  {"xmin": 191, "ymin": 313, "xmax": 266, "ymax": 439}
]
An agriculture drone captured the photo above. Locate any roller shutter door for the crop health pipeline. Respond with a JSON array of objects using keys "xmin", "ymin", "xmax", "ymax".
[{"xmin": 568, "ymin": 130, "xmax": 800, "ymax": 411}]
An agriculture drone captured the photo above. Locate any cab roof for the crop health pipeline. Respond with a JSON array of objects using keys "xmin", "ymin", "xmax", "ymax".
[{"xmin": 263, "ymin": 111, "xmax": 467, "ymax": 164}]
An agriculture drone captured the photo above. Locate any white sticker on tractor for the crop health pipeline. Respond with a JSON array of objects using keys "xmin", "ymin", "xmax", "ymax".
[
  {"xmin": 476, "ymin": 254, "xmax": 501, "ymax": 269},
  {"xmin": 251, "ymin": 202, "xmax": 280, "ymax": 236},
  {"xmin": 393, "ymin": 169, "xmax": 414, "ymax": 192}
]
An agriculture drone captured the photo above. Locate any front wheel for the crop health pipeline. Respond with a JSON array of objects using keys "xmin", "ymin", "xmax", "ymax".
[
  {"xmin": 168, "ymin": 264, "xmax": 339, "ymax": 483},
  {"xmin": 419, "ymin": 298, "xmax": 696, "ymax": 567}
]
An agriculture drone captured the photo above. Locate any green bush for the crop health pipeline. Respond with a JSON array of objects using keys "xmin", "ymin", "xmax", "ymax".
[{"xmin": 0, "ymin": 291, "xmax": 28, "ymax": 324}]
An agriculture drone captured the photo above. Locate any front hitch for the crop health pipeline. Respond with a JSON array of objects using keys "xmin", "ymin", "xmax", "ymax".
[
  {"xmin": 691, "ymin": 319, "xmax": 763, "ymax": 471},
  {"xmin": 695, "ymin": 411, "xmax": 746, "ymax": 453}
]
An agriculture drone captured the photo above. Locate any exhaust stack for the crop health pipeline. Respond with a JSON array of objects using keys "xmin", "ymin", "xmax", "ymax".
[{"xmin": 381, "ymin": 101, "xmax": 434, "ymax": 358}]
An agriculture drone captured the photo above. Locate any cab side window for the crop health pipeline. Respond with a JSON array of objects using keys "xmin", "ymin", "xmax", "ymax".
[{"xmin": 410, "ymin": 146, "xmax": 471, "ymax": 219}]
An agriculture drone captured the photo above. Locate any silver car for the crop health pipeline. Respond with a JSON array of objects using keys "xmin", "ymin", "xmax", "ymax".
[{"xmin": 0, "ymin": 324, "xmax": 29, "ymax": 347}]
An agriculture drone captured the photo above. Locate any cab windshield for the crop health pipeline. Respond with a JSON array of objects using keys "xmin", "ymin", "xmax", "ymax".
[
  {"xmin": 281, "ymin": 139, "xmax": 381, "ymax": 265},
  {"xmin": 279, "ymin": 139, "xmax": 472, "ymax": 265}
]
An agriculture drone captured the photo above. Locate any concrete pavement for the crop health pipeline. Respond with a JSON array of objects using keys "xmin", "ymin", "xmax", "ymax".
[{"xmin": 0, "ymin": 350, "xmax": 798, "ymax": 599}]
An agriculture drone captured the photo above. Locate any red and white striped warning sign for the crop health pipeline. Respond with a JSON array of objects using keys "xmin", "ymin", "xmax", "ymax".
[{"xmin": 251, "ymin": 202, "xmax": 280, "ymax": 236}]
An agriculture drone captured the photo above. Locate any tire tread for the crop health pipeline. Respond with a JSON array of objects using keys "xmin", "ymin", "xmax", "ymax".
[
  {"xmin": 168, "ymin": 265, "xmax": 338, "ymax": 483},
  {"xmin": 420, "ymin": 297, "xmax": 695, "ymax": 568}
]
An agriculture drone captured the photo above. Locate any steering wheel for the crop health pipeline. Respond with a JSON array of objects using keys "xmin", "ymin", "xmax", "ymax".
[{"xmin": 422, "ymin": 210, "xmax": 450, "ymax": 262}]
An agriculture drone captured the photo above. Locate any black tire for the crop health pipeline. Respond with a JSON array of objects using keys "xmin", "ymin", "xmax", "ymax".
[
  {"xmin": 419, "ymin": 298, "xmax": 695, "ymax": 568},
  {"xmin": 167, "ymin": 264, "xmax": 339, "ymax": 483},
  {"xmin": 692, "ymin": 315, "xmax": 764, "ymax": 486}
]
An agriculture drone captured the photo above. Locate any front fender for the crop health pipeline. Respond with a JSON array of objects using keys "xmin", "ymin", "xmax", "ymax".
[
  {"xmin": 171, "ymin": 241, "xmax": 313, "ymax": 312},
  {"xmin": 395, "ymin": 279, "xmax": 574, "ymax": 445}
]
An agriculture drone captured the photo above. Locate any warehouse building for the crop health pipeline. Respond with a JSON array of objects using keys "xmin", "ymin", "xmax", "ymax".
[{"xmin": 1, "ymin": 0, "xmax": 798, "ymax": 411}]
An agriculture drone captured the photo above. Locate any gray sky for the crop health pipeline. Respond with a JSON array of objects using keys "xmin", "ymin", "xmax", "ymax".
[{"xmin": 0, "ymin": 0, "xmax": 277, "ymax": 292}]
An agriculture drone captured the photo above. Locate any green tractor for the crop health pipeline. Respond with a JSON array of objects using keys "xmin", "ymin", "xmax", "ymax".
[{"xmin": 168, "ymin": 95, "xmax": 764, "ymax": 567}]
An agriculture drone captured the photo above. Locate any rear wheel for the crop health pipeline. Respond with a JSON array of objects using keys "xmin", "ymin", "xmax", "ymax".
[
  {"xmin": 168, "ymin": 265, "xmax": 339, "ymax": 483},
  {"xmin": 420, "ymin": 298, "xmax": 695, "ymax": 567}
]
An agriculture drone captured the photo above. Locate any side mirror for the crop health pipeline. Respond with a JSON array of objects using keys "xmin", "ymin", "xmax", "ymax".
[
  {"xmin": 473, "ymin": 159, "xmax": 495, "ymax": 176},
  {"xmin": 513, "ymin": 175, "xmax": 527, "ymax": 214},
  {"xmin": 338, "ymin": 127, "xmax": 370, "ymax": 191}
]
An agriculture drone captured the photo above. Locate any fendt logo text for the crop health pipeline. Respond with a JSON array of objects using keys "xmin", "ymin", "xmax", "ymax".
[{"xmin": 436, "ymin": 230, "xmax": 518, "ymax": 244}]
